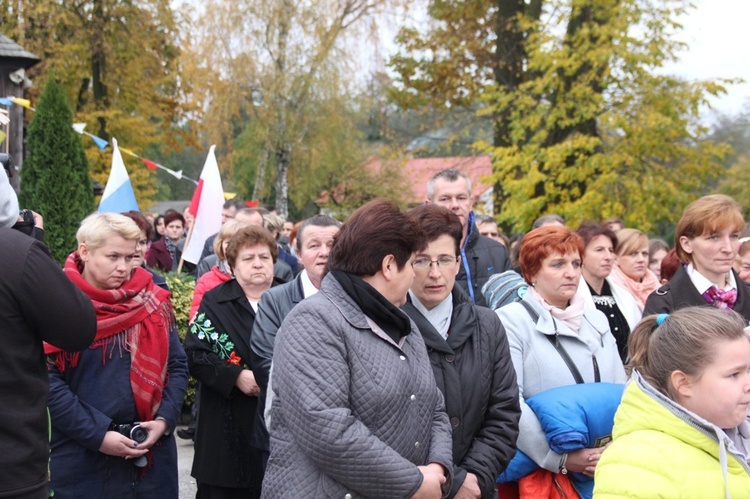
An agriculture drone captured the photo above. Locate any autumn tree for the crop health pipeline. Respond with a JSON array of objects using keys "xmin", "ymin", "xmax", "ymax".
[
  {"xmin": 392, "ymin": 0, "xmax": 731, "ymax": 232},
  {"xmin": 1, "ymin": 0, "xmax": 187, "ymax": 207},
  {"xmin": 20, "ymin": 77, "xmax": 94, "ymax": 262},
  {"xmin": 715, "ymin": 106, "xmax": 750, "ymax": 216},
  {"xmin": 181, "ymin": 0, "xmax": 392, "ymax": 218}
]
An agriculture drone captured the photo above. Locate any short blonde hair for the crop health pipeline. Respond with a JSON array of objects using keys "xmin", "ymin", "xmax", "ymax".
[
  {"xmin": 214, "ymin": 220, "xmax": 244, "ymax": 260},
  {"xmin": 76, "ymin": 212, "xmax": 141, "ymax": 250},
  {"xmin": 676, "ymin": 195, "xmax": 744, "ymax": 264},
  {"xmin": 615, "ymin": 228, "xmax": 648, "ymax": 257}
]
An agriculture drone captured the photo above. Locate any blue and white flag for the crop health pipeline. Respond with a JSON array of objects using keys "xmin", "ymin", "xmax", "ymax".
[{"xmin": 98, "ymin": 138, "xmax": 139, "ymax": 213}]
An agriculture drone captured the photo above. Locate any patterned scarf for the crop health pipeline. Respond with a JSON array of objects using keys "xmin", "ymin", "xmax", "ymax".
[
  {"xmin": 702, "ymin": 286, "xmax": 737, "ymax": 310},
  {"xmin": 45, "ymin": 252, "xmax": 174, "ymax": 422}
]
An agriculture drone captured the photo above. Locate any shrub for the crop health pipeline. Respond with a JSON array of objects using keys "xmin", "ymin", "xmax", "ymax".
[{"xmin": 159, "ymin": 271, "xmax": 197, "ymax": 411}]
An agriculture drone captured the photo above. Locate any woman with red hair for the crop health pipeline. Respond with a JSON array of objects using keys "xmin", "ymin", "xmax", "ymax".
[{"xmin": 496, "ymin": 226, "xmax": 626, "ymax": 483}]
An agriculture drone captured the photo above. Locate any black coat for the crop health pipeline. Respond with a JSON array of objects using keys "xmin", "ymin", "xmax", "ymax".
[
  {"xmin": 0, "ymin": 229, "xmax": 96, "ymax": 498},
  {"xmin": 458, "ymin": 218, "xmax": 512, "ymax": 307},
  {"xmin": 249, "ymin": 273, "xmax": 305, "ymax": 451},
  {"xmin": 184, "ymin": 279, "xmax": 268, "ymax": 494},
  {"xmin": 402, "ymin": 287, "xmax": 521, "ymax": 498},
  {"xmin": 644, "ymin": 265, "xmax": 750, "ymax": 321}
]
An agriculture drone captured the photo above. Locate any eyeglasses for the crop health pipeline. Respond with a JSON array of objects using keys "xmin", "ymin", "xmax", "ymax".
[{"xmin": 412, "ymin": 256, "xmax": 458, "ymax": 270}]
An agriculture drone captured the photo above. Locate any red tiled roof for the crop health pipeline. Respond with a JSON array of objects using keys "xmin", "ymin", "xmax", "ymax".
[
  {"xmin": 316, "ymin": 156, "xmax": 493, "ymax": 206},
  {"xmin": 368, "ymin": 156, "xmax": 493, "ymax": 204}
]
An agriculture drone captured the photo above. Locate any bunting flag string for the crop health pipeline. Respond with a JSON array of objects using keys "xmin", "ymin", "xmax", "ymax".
[{"xmin": 2, "ymin": 96, "xmax": 198, "ymax": 185}]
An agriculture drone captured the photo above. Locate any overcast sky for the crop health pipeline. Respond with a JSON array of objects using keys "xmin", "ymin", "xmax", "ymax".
[{"xmin": 667, "ymin": 0, "xmax": 750, "ymax": 119}]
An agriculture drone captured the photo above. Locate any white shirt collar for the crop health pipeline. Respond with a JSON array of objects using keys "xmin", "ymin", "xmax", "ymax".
[
  {"xmin": 409, "ymin": 290, "xmax": 453, "ymax": 340},
  {"xmin": 299, "ymin": 269, "xmax": 319, "ymax": 298},
  {"xmin": 686, "ymin": 263, "xmax": 736, "ymax": 294}
]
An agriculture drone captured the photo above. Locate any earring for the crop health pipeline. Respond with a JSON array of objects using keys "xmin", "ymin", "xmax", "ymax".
[{"xmin": 532, "ymin": 281, "xmax": 536, "ymax": 287}]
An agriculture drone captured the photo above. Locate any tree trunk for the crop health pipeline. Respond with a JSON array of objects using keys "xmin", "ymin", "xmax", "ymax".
[
  {"xmin": 90, "ymin": 0, "xmax": 109, "ymax": 140},
  {"xmin": 274, "ymin": 144, "xmax": 290, "ymax": 218},
  {"xmin": 271, "ymin": 0, "xmax": 292, "ymax": 218},
  {"xmin": 493, "ymin": 0, "xmax": 543, "ymax": 229}
]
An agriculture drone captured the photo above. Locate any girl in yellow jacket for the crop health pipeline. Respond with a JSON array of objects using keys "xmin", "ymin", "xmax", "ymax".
[{"xmin": 594, "ymin": 307, "xmax": 750, "ymax": 498}]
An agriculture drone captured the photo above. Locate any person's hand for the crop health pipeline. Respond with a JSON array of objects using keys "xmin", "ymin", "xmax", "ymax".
[
  {"xmin": 235, "ymin": 369, "xmax": 260, "ymax": 396},
  {"xmin": 412, "ymin": 463, "xmax": 446, "ymax": 499},
  {"xmin": 565, "ymin": 448, "xmax": 604, "ymax": 477},
  {"xmin": 30, "ymin": 210, "xmax": 43, "ymax": 229},
  {"xmin": 455, "ymin": 472, "xmax": 481, "ymax": 499},
  {"xmin": 99, "ymin": 431, "xmax": 149, "ymax": 460},
  {"xmin": 137, "ymin": 419, "xmax": 169, "ymax": 449}
]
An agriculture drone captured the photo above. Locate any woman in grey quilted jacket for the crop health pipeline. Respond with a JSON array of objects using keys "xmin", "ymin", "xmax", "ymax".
[{"xmin": 262, "ymin": 199, "xmax": 454, "ymax": 499}]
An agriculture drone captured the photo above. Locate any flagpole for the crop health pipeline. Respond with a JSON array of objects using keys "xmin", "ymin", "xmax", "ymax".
[{"xmin": 176, "ymin": 219, "xmax": 198, "ymax": 275}]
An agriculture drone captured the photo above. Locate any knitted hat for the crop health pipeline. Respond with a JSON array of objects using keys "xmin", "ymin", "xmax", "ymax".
[
  {"xmin": 0, "ymin": 167, "xmax": 19, "ymax": 229},
  {"xmin": 482, "ymin": 270, "xmax": 528, "ymax": 311}
]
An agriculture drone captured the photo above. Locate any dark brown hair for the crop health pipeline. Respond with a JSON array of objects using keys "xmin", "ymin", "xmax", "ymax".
[
  {"xmin": 225, "ymin": 225, "xmax": 278, "ymax": 270},
  {"xmin": 576, "ymin": 221, "xmax": 618, "ymax": 249},
  {"xmin": 121, "ymin": 210, "xmax": 153, "ymax": 241},
  {"xmin": 519, "ymin": 226, "xmax": 585, "ymax": 284},
  {"xmin": 163, "ymin": 211, "xmax": 185, "ymax": 228},
  {"xmin": 408, "ymin": 204, "xmax": 462, "ymax": 255},
  {"xmin": 329, "ymin": 199, "xmax": 426, "ymax": 275}
]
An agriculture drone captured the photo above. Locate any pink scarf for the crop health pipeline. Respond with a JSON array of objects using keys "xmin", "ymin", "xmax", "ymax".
[
  {"xmin": 608, "ymin": 264, "xmax": 659, "ymax": 311},
  {"xmin": 528, "ymin": 286, "xmax": 585, "ymax": 333}
]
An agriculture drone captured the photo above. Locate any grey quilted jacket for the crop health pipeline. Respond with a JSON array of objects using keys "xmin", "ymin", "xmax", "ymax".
[{"xmin": 262, "ymin": 274, "xmax": 454, "ymax": 498}]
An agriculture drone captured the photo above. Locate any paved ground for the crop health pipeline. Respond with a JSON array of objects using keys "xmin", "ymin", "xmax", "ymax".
[{"xmin": 176, "ymin": 427, "xmax": 197, "ymax": 498}]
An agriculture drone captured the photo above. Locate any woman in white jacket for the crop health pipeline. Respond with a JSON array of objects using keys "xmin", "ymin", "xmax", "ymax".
[
  {"xmin": 576, "ymin": 223, "xmax": 641, "ymax": 362},
  {"xmin": 496, "ymin": 226, "xmax": 626, "ymax": 479}
]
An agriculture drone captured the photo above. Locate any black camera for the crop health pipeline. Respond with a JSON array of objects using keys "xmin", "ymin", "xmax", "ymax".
[
  {"xmin": 111, "ymin": 422, "xmax": 149, "ymax": 443},
  {"xmin": 110, "ymin": 422, "xmax": 149, "ymax": 468}
]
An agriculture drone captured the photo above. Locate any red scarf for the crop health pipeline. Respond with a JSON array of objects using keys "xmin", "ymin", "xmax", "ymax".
[{"xmin": 45, "ymin": 252, "xmax": 174, "ymax": 422}]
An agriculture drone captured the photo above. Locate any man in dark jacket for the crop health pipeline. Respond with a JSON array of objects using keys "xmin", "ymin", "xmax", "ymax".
[
  {"xmin": 426, "ymin": 168, "xmax": 511, "ymax": 307},
  {"xmin": 403, "ymin": 204, "xmax": 520, "ymax": 498},
  {"xmin": 0, "ymin": 170, "xmax": 97, "ymax": 498},
  {"xmin": 249, "ymin": 214, "xmax": 341, "ymax": 453}
]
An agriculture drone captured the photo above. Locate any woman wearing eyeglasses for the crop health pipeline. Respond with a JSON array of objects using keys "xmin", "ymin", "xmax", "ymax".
[
  {"xmin": 262, "ymin": 199, "xmax": 452, "ymax": 499},
  {"xmin": 402, "ymin": 205, "xmax": 521, "ymax": 498},
  {"xmin": 496, "ymin": 226, "xmax": 625, "ymax": 480},
  {"xmin": 645, "ymin": 195, "xmax": 750, "ymax": 318}
]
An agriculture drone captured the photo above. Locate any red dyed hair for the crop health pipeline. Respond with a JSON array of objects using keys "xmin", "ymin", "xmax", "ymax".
[{"xmin": 519, "ymin": 226, "xmax": 585, "ymax": 284}]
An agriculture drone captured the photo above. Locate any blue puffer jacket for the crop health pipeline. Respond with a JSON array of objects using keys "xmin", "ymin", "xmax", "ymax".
[{"xmin": 498, "ymin": 382, "xmax": 624, "ymax": 499}]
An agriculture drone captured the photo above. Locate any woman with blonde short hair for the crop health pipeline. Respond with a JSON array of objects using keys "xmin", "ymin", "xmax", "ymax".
[
  {"xmin": 45, "ymin": 212, "xmax": 188, "ymax": 496},
  {"xmin": 609, "ymin": 228, "xmax": 660, "ymax": 311}
]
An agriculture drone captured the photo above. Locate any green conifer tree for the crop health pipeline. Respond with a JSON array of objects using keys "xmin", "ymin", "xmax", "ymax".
[{"xmin": 20, "ymin": 76, "xmax": 94, "ymax": 262}]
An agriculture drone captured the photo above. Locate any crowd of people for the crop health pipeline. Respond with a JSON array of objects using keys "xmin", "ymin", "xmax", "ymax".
[{"xmin": 3, "ymin": 162, "xmax": 750, "ymax": 499}]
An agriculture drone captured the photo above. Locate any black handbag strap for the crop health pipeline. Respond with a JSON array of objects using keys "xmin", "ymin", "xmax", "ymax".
[{"xmin": 518, "ymin": 300, "xmax": 599, "ymax": 384}]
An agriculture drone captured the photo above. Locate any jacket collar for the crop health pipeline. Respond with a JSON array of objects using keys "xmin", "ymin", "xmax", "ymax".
[
  {"xmin": 215, "ymin": 277, "xmax": 282, "ymax": 307},
  {"xmin": 321, "ymin": 273, "xmax": 414, "ymax": 350},
  {"xmin": 463, "ymin": 211, "xmax": 478, "ymax": 250},
  {"xmin": 403, "ymin": 286, "xmax": 478, "ymax": 354}
]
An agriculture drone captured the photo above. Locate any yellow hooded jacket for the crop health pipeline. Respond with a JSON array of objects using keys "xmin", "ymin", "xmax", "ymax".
[{"xmin": 594, "ymin": 371, "xmax": 750, "ymax": 498}]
